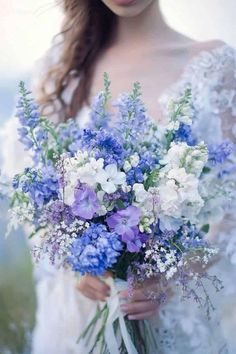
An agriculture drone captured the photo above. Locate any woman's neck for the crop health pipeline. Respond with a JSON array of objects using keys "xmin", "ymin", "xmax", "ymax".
[{"xmin": 114, "ymin": 2, "xmax": 174, "ymax": 48}]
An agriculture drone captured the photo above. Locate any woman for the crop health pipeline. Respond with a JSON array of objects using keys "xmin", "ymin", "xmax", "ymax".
[{"xmin": 2, "ymin": 0, "xmax": 236, "ymax": 353}]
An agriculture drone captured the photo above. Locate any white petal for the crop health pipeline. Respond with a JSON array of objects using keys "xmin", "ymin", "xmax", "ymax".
[
  {"xmin": 64, "ymin": 185, "xmax": 75, "ymax": 206},
  {"xmin": 114, "ymin": 171, "xmax": 126, "ymax": 185},
  {"xmin": 101, "ymin": 181, "xmax": 116, "ymax": 194},
  {"xmin": 105, "ymin": 164, "xmax": 117, "ymax": 177},
  {"xmin": 95, "ymin": 169, "xmax": 108, "ymax": 184}
]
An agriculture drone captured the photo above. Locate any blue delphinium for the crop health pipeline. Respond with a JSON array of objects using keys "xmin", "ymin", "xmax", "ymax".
[
  {"xmin": 16, "ymin": 82, "xmax": 48, "ymax": 163},
  {"xmin": 67, "ymin": 224, "xmax": 123, "ymax": 276},
  {"xmin": 93, "ymin": 130, "xmax": 125, "ymax": 166},
  {"xmin": 173, "ymin": 122, "xmax": 197, "ymax": 146},
  {"xmin": 113, "ymin": 82, "xmax": 149, "ymax": 148},
  {"xmin": 126, "ymin": 167, "xmax": 144, "ymax": 185},
  {"xmin": 88, "ymin": 72, "xmax": 112, "ymax": 130},
  {"xmin": 208, "ymin": 141, "xmax": 234, "ymax": 165},
  {"xmin": 13, "ymin": 165, "xmax": 59, "ymax": 207},
  {"xmin": 57, "ymin": 119, "xmax": 82, "ymax": 154},
  {"xmin": 126, "ymin": 152, "xmax": 158, "ymax": 186},
  {"xmin": 79, "ymin": 129, "xmax": 125, "ymax": 167}
]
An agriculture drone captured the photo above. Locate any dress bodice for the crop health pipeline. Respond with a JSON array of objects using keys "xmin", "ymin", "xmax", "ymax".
[{"xmin": 77, "ymin": 44, "xmax": 236, "ymax": 146}]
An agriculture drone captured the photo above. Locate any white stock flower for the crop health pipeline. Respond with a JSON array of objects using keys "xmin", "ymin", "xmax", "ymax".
[
  {"xmin": 160, "ymin": 142, "xmax": 188, "ymax": 168},
  {"xmin": 166, "ymin": 121, "xmax": 180, "ymax": 131},
  {"xmin": 133, "ymin": 184, "xmax": 160, "ymax": 222},
  {"xmin": 159, "ymin": 167, "xmax": 204, "ymax": 221},
  {"xmin": 160, "ymin": 142, "xmax": 208, "ymax": 177},
  {"xmin": 159, "ymin": 179, "xmax": 180, "ymax": 217}
]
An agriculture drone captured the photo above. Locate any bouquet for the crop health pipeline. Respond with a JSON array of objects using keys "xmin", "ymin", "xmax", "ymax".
[{"xmin": 7, "ymin": 75, "xmax": 235, "ymax": 353}]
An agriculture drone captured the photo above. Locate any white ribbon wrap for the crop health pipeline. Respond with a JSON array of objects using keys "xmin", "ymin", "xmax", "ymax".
[{"xmin": 103, "ymin": 277, "xmax": 138, "ymax": 354}]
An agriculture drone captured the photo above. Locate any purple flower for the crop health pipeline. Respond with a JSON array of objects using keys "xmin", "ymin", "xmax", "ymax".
[
  {"xmin": 107, "ymin": 206, "xmax": 146, "ymax": 252},
  {"xmin": 71, "ymin": 185, "xmax": 99, "ymax": 220}
]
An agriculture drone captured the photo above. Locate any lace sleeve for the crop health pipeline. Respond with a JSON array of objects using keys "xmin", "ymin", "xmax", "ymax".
[
  {"xmin": 208, "ymin": 45, "xmax": 236, "ymax": 264},
  {"xmin": 186, "ymin": 44, "xmax": 236, "ymax": 268}
]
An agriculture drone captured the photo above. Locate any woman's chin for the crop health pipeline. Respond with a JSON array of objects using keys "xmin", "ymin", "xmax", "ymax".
[{"xmin": 101, "ymin": 0, "xmax": 155, "ymax": 18}]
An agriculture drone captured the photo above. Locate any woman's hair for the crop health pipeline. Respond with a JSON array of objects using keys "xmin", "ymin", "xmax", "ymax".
[{"xmin": 37, "ymin": 0, "xmax": 117, "ymax": 121}]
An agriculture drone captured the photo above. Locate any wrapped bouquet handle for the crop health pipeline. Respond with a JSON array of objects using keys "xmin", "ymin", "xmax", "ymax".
[{"xmin": 104, "ymin": 277, "xmax": 138, "ymax": 354}]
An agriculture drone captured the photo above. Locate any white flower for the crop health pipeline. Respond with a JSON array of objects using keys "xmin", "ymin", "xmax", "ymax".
[
  {"xmin": 158, "ymin": 167, "xmax": 204, "ymax": 221},
  {"xmin": 166, "ymin": 121, "xmax": 180, "ymax": 131},
  {"xmin": 97, "ymin": 205, "xmax": 107, "ymax": 216},
  {"xmin": 63, "ymin": 184, "xmax": 75, "ymax": 206},
  {"xmin": 97, "ymin": 190, "xmax": 105, "ymax": 202},
  {"xmin": 133, "ymin": 183, "xmax": 148, "ymax": 203},
  {"xmin": 123, "ymin": 160, "xmax": 131, "ymax": 172},
  {"xmin": 159, "ymin": 179, "xmax": 180, "ymax": 217},
  {"xmin": 160, "ymin": 142, "xmax": 188, "ymax": 167},
  {"xmin": 96, "ymin": 164, "xmax": 126, "ymax": 194},
  {"xmin": 160, "ymin": 141, "xmax": 208, "ymax": 177},
  {"xmin": 122, "ymin": 184, "xmax": 132, "ymax": 193},
  {"xmin": 130, "ymin": 153, "xmax": 140, "ymax": 167},
  {"xmin": 77, "ymin": 158, "xmax": 104, "ymax": 187}
]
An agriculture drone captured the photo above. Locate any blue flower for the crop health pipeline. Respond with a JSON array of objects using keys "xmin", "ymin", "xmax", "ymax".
[
  {"xmin": 77, "ymin": 129, "xmax": 125, "ymax": 166},
  {"xmin": 208, "ymin": 141, "xmax": 234, "ymax": 165},
  {"xmin": 126, "ymin": 167, "xmax": 144, "ymax": 185},
  {"xmin": 113, "ymin": 83, "xmax": 149, "ymax": 148},
  {"xmin": 16, "ymin": 166, "xmax": 59, "ymax": 207},
  {"xmin": 67, "ymin": 224, "xmax": 123, "ymax": 275},
  {"xmin": 173, "ymin": 123, "xmax": 196, "ymax": 146},
  {"xmin": 89, "ymin": 93, "xmax": 112, "ymax": 130}
]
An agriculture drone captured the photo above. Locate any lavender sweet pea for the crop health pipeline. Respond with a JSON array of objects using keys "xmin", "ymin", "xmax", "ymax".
[
  {"xmin": 106, "ymin": 205, "xmax": 147, "ymax": 252},
  {"xmin": 71, "ymin": 184, "xmax": 99, "ymax": 220}
]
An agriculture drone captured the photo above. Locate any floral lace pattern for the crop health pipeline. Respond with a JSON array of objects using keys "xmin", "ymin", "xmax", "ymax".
[{"xmin": 156, "ymin": 44, "xmax": 236, "ymax": 354}]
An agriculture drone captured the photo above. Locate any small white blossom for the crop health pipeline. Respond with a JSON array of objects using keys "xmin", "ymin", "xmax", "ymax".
[
  {"xmin": 123, "ymin": 160, "xmax": 132, "ymax": 172},
  {"xmin": 130, "ymin": 153, "xmax": 140, "ymax": 167},
  {"xmin": 96, "ymin": 164, "xmax": 126, "ymax": 194}
]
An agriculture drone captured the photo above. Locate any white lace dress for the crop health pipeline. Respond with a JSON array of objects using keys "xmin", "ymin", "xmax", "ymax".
[{"xmin": 2, "ymin": 43, "xmax": 236, "ymax": 354}]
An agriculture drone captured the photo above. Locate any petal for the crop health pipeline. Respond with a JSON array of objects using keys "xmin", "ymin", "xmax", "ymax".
[
  {"xmin": 105, "ymin": 164, "xmax": 117, "ymax": 177},
  {"xmin": 101, "ymin": 181, "xmax": 116, "ymax": 194},
  {"xmin": 95, "ymin": 169, "xmax": 108, "ymax": 184},
  {"xmin": 114, "ymin": 171, "xmax": 126, "ymax": 185},
  {"xmin": 127, "ymin": 240, "xmax": 141, "ymax": 253},
  {"xmin": 121, "ymin": 228, "xmax": 136, "ymax": 242}
]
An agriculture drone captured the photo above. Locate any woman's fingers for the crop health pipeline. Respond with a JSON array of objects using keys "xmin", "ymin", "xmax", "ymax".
[
  {"xmin": 77, "ymin": 274, "xmax": 111, "ymax": 301},
  {"xmin": 128, "ymin": 310, "xmax": 155, "ymax": 320},
  {"xmin": 80, "ymin": 286, "xmax": 108, "ymax": 301},
  {"xmin": 120, "ymin": 300, "xmax": 158, "ymax": 316},
  {"xmin": 88, "ymin": 276, "xmax": 111, "ymax": 295}
]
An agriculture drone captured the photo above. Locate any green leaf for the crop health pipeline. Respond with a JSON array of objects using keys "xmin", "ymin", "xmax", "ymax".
[
  {"xmin": 115, "ymin": 199, "xmax": 125, "ymax": 209},
  {"xmin": 201, "ymin": 224, "xmax": 210, "ymax": 233},
  {"xmin": 144, "ymin": 168, "xmax": 159, "ymax": 188},
  {"xmin": 47, "ymin": 148, "xmax": 56, "ymax": 161},
  {"xmin": 202, "ymin": 166, "xmax": 211, "ymax": 174}
]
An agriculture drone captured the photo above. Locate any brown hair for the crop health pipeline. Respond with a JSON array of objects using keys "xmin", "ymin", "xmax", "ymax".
[{"xmin": 36, "ymin": 0, "xmax": 117, "ymax": 122}]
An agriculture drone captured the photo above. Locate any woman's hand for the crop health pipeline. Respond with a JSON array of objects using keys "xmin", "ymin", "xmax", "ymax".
[
  {"xmin": 77, "ymin": 274, "xmax": 111, "ymax": 301},
  {"xmin": 119, "ymin": 287, "xmax": 159, "ymax": 320}
]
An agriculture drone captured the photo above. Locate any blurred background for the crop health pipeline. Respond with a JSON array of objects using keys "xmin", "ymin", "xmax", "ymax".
[{"xmin": 0, "ymin": 0, "xmax": 235, "ymax": 353}]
